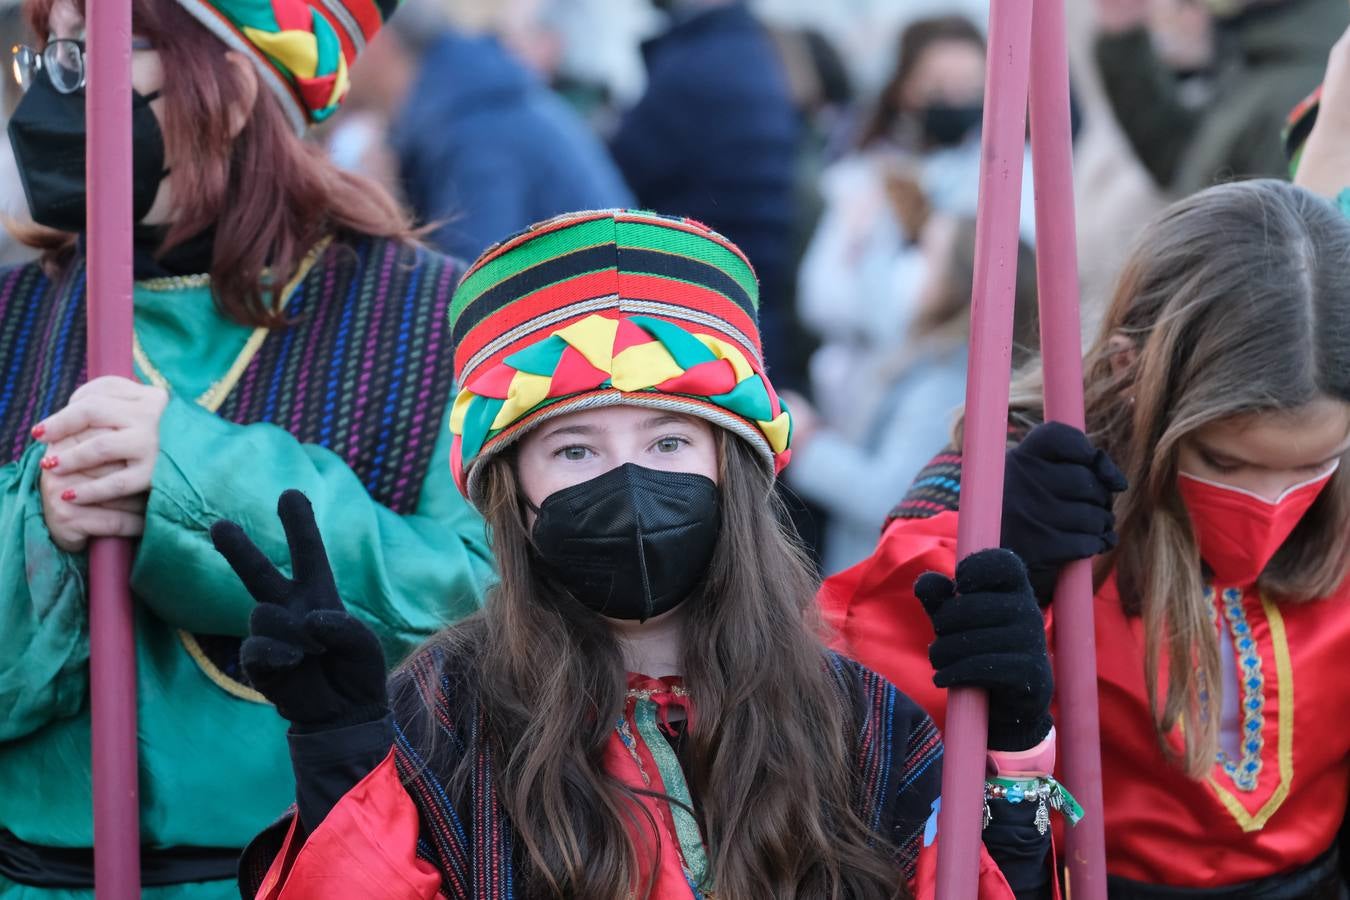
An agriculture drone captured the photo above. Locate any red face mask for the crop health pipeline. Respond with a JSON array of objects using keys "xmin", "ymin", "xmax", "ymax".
[{"xmin": 1177, "ymin": 464, "xmax": 1339, "ymax": 587}]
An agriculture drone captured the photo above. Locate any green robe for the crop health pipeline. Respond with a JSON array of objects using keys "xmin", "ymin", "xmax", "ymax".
[{"xmin": 0, "ymin": 277, "xmax": 495, "ymax": 898}]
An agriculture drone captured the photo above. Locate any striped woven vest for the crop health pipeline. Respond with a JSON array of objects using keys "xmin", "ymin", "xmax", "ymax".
[
  {"xmin": 386, "ymin": 648, "xmax": 937, "ymax": 899},
  {"xmin": 0, "ymin": 236, "xmax": 460, "ymax": 516}
]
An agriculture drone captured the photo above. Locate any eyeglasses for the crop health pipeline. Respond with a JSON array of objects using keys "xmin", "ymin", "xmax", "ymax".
[{"xmin": 11, "ymin": 37, "xmax": 154, "ymax": 95}]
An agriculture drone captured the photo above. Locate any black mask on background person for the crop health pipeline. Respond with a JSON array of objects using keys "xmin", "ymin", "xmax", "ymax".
[
  {"xmin": 8, "ymin": 71, "xmax": 167, "ymax": 233},
  {"xmin": 919, "ymin": 103, "xmax": 983, "ymax": 148},
  {"xmin": 530, "ymin": 463, "xmax": 721, "ymax": 622}
]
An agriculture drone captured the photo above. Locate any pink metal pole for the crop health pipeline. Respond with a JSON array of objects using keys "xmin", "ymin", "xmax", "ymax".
[
  {"xmin": 85, "ymin": 0, "xmax": 142, "ymax": 896},
  {"xmin": 935, "ymin": 0, "xmax": 1034, "ymax": 894},
  {"xmin": 1029, "ymin": 0, "xmax": 1108, "ymax": 895}
]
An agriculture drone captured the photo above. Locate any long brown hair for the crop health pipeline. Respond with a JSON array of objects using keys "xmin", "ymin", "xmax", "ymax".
[
  {"xmin": 405, "ymin": 436, "xmax": 907, "ymax": 899},
  {"xmin": 967, "ymin": 179, "xmax": 1350, "ymax": 777},
  {"xmin": 905, "ymin": 216, "xmax": 1039, "ymax": 368},
  {"xmin": 855, "ymin": 14, "xmax": 985, "ymax": 150},
  {"xmin": 22, "ymin": 0, "xmax": 415, "ymax": 326}
]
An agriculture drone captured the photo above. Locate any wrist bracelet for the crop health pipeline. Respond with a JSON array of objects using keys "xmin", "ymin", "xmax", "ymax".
[{"xmin": 982, "ymin": 775, "xmax": 1084, "ymax": 835}]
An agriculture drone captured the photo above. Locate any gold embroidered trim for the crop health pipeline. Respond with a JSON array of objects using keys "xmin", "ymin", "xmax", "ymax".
[
  {"xmin": 626, "ymin": 684, "xmax": 690, "ymax": 701},
  {"xmin": 139, "ymin": 273, "xmax": 212, "ymax": 291},
  {"xmin": 134, "ymin": 236, "xmax": 332, "ymax": 413},
  {"xmin": 178, "ymin": 630, "xmax": 269, "ymax": 704},
  {"xmin": 1206, "ymin": 590, "xmax": 1293, "ymax": 833},
  {"xmin": 151, "ymin": 237, "xmax": 333, "ymax": 702}
]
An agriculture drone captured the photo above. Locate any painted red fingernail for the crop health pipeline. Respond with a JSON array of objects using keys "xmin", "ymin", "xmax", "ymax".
[
  {"xmin": 30, "ymin": 423, "xmax": 45, "ymax": 439},
  {"xmin": 40, "ymin": 455, "xmax": 59, "ymax": 470},
  {"xmin": 61, "ymin": 489, "xmax": 76, "ymax": 502}
]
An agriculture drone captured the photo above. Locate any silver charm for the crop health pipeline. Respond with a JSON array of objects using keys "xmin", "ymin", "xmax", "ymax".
[
  {"xmin": 982, "ymin": 801, "xmax": 993, "ymax": 830},
  {"xmin": 1034, "ymin": 798, "xmax": 1051, "ymax": 835}
]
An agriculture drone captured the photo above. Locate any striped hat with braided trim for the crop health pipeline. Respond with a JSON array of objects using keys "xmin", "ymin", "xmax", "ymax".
[
  {"xmin": 174, "ymin": 0, "xmax": 400, "ymax": 134},
  {"xmin": 449, "ymin": 210, "xmax": 793, "ymax": 504}
]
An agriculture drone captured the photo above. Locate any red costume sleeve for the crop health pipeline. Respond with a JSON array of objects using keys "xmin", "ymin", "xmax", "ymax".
[
  {"xmin": 910, "ymin": 840, "xmax": 1022, "ymax": 898},
  {"xmin": 819, "ymin": 511, "xmax": 960, "ymax": 728},
  {"xmin": 826, "ymin": 514, "xmax": 1064, "ymax": 900},
  {"xmin": 253, "ymin": 750, "xmax": 443, "ymax": 900}
]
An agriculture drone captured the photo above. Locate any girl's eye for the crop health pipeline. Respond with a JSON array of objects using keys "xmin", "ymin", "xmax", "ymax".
[
  {"xmin": 556, "ymin": 446, "xmax": 592, "ymax": 462},
  {"xmin": 654, "ymin": 437, "xmax": 687, "ymax": 454},
  {"xmin": 1200, "ymin": 452, "xmax": 1240, "ymax": 474}
]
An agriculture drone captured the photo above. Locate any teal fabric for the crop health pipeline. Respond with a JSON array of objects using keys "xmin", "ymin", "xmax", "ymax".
[{"xmin": 0, "ymin": 277, "xmax": 495, "ymax": 897}]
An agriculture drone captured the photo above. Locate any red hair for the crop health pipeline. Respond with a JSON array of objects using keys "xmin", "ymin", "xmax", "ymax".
[{"xmin": 23, "ymin": 0, "xmax": 416, "ymax": 326}]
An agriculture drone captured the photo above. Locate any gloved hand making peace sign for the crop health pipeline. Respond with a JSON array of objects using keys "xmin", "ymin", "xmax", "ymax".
[
  {"xmin": 210, "ymin": 490, "xmax": 389, "ymax": 733},
  {"xmin": 212, "ymin": 491, "xmax": 396, "ymax": 833}
]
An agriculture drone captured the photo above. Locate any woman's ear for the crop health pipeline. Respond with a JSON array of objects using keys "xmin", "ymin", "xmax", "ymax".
[
  {"xmin": 1107, "ymin": 333, "xmax": 1139, "ymax": 378},
  {"xmin": 223, "ymin": 51, "xmax": 259, "ymax": 138}
]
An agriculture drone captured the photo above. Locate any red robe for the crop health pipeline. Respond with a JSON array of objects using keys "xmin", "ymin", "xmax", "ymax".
[{"xmin": 821, "ymin": 509, "xmax": 1350, "ymax": 887}]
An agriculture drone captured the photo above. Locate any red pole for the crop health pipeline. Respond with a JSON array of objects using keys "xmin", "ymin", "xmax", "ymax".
[
  {"xmin": 1029, "ymin": 0, "xmax": 1108, "ymax": 895},
  {"xmin": 85, "ymin": 0, "xmax": 142, "ymax": 896},
  {"xmin": 935, "ymin": 0, "xmax": 1034, "ymax": 894}
]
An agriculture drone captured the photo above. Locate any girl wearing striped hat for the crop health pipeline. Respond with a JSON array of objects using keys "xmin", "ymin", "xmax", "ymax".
[
  {"xmin": 0, "ymin": 1, "xmax": 495, "ymax": 896},
  {"xmin": 215, "ymin": 211, "xmax": 1063, "ymax": 899}
]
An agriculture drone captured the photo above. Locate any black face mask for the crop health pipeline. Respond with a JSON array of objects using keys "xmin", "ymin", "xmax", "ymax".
[
  {"xmin": 530, "ymin": 463, "xmax": 721, "ymax": 623},
  {"xmin": 920, "ymin": 104, "xmax": 983, "ymax": 148},
  {"xmin": 8, "ymin": 71, "xmax": 167, "ymax": 233}
]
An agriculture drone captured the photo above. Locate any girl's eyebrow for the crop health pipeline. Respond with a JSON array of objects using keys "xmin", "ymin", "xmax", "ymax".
[
  {"xmin": 538, "ymin": 424, "xmax": 600, "ymax": 442},
  {"xmin": 640, "ymin": 414, "xmax": 693, "ymax": 430}
]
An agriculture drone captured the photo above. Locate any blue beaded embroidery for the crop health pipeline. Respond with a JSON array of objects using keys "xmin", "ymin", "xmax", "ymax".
[{"xmin": 1216, "ymin": 587, "xmax": 1265, "ymax": 792}]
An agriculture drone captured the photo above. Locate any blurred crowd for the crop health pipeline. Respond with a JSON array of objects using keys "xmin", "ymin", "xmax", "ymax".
[{"xmin": 4, "ymin": 0, "xmax": 1341, "ymax": 574}]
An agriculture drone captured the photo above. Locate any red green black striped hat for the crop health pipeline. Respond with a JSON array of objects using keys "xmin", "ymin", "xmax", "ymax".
[
  {"xmin": 449, "ymin": 210, "xmax": 793, "ymax": 502},
  {"xmin": 174, "ymin": 0, "xmax": 400, "ymax": 134}
]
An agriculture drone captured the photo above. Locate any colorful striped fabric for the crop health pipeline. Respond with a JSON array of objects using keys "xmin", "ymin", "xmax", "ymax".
[
  {"xmin": 889, "ymin": 450, "xmax": 964, "ymax": 523},
  {"xmin": 448, "ymin": 210, "xmax": 792, "ymax": 501},
  {"xmin": 0, "ymin": 261, "xmax": 88, "ymax": 464},
  {"xmin": 360, "ymin": 644, "xmax": 943, "ymax": 899},
  {"xmin": 174, "ymin": 0, "xmax": 401, "ymax": 132},
  {"xmin": 214, "ymin": 236, "xmax": 461, "ymax": 515},
  {"xmin": 887, "ymin": 425, "xmax": 1030, "ymax": 525},
  {"xmin": 0, "ymin": 236, "xmax": 457, "ymax": 516}
]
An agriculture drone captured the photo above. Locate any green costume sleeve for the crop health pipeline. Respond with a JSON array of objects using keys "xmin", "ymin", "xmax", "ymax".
[
  {"xmin": 0, "ymin": 442, "xmax": 90, "ymax": 742},
  {"xmin": 132, "ymin": 395, "xmax": 495, "ymax": 663}
]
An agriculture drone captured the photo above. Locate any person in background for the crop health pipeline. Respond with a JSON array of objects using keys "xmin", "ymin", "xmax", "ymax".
[
  {"xmin": 0, "ymin": 0, "xmax": 495, "ymax": 896},
  {"xmin": 1095, "ymin": 0, "xmax": 1347, "ymax": 196},
  {"xmin": 788, "ymin": 217, "xmax": 1038, "ymax": 575},
  {"xmin": 610, "ymin": 0, "xmax": 801, "ymax": 381},
  {"xmin": 1148, "ymin": 0, "xmax": 1220, "ymax": 111},
  {"xmin": 362, "ymin": 0, "xmax": 634, "ymax": 262},
  {"xmin": 796, "ymin": 14, "xmax": 1034, "ymax": 484},
  {"xmin": 0, "ymin": 0, "xmax": 37, "ymax": 265},
  {"xmin": 772, "ymin": 23, "xmax": 856, "ymax": 375}
]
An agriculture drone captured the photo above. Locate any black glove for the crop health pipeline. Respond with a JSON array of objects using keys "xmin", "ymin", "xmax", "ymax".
[
  {"xmin": 210, "ymin": 490, "xmax": 389, "ymax": 733},
  {"xmin": 1001, "ymin": 422, "xmax": 1127, "ymax": 603},
  {"xmin": 916, "ymin": 549, "xmax": 1053, "ymax": 752}
]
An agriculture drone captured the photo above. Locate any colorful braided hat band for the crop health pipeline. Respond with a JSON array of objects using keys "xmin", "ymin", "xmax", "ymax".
[
  {"xmin": 174, "ymin": 0, "xmax": 400, "ymax": 133},
  {"xmin": 449, "ymin": 210, "xmax": 792, "ymax": 502}
]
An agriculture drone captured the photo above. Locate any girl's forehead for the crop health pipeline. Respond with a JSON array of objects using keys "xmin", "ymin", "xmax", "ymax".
[
  {"xmin": 549, "ymin": 406, "xmax": 704, "ymax": 430},
  {"xmin": 1194, "ymin": 399, "xmax": 1350, "ymax": 467}
]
